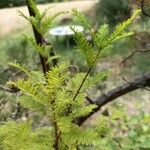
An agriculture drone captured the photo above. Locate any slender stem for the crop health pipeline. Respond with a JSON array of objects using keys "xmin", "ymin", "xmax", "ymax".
[
  {"xmin": 72, "ymin": 47, "xmax": 102, "ymax": 102},
  {"xmin": 54, "ymin": 121, "xmax": 60, "ymax": 150},
  {"xmin": 26, "ymin": 0, "xmax": 50, "ymax": 74},
  {"xmin": 72, "ymin": 67, "xmax": 92, "ymax": 101}
]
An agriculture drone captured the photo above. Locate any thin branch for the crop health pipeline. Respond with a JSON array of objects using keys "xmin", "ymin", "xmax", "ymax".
[
  {"xmin": 121, "ymin": 48, "xmax": 150, "ymax": 65},
  {"xmin": 72, "ymin": 45, "xmax": 102, "ymax": 102},
  {"xmin": 77, "ymin": 72, "xmax": 150, "ymax": 125},
  {"xmin": 85, "ymin": 96, "xmax": 95, "ymax": 104},
  {"xmin": 0, "ymin": 85, "xmax": 19, "ymax": 93},
  {"xmin": 72, "ymin": 67, "xmax": 92, "ymax": 101}
]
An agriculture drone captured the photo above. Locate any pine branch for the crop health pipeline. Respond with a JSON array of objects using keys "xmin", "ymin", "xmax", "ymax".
[{"xmin": 77, "ymin": 72, "xmax": 150, "ymax": 125}]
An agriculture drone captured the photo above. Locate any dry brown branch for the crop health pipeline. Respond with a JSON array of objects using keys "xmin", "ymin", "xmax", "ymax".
[
  {"xmin": 77, "ymin": 72, "xmax": 150, "ymax": 125},
  {"xmin": 121, "ymin": 48, "xmax": 150, "ymax": 65}
]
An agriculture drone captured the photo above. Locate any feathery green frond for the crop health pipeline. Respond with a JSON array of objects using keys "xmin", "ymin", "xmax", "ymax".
[
  {"xmin": 68, "ymin": 73, "xmax": 86, "ymax": 92},
  {"xmin": 75, "ymin": 32, "xmax": 96, "ymax": 66},
  {"xmin": 84, "ymin": 71, "xmax": 111, "ymax": 90},
  {"xmin": 71, "ymin": 104, "xmax": 97, "ymax": 119},
  {"xmin": 19, "ymin": 95, "xmax": 46, "ymax": 114},
  {"xmin": 25, "ymin": 36, "xmax": 61, "ymax": 61},
  {"xmin": 94, "ymin": 24, "xmax": 110, "ymax": 48},
  {"xmin": 94, "ymin": 10, "xmax": 141, "ymax": 53},
  {"xmin": 27, "ymin": 0, "xmax": 40, "ymax": 19},
  {"xmin": 29, "ymin": 71, "xmax": 46, "ymax": 85},
  {"xmin": 104, "ymin": 9, "xmax": 141, "ymax": 48},
  {"xmin": 18, "ymin": 10, "xmax": 30, "ymax": 22},
  {"xmin": 54, "ymin": 89, "xmax": 74, "ymax": 113},
  {"xmin": 74, "ymin": 9, "xmax": 141, "ymax": 67},
  {"xmin": 69, "ymin": 71, "xmax": 110, "ymax": 93},
  {"xmin": 72, "ymin": 8, "xmax": 92, "ymax": 31},
  {"xmin": 98, "ymin": 45, "xmax": 113, "ymax": 58},
  {"xmin": 25, "ymin": 36, "xmax": 52, "ymax": 57},
  {"xmin": 1, "ymin": 121, "xmax": 33, "ymax": 150},
  {"xmin": 92, "ymin": 116, "xmax": 110, "ymax": 137},
  {"xmin": 9, "ymin": 79, "xmax": 49, "ymax": 106},
  {"xmin": 18, "ymin": 3, "xmax": 66, "ymax": 35},
  {"xmin": 46, "ymin": 63, "xmax": 69, "ymax": 88},
  {"xmin": 40, "ymin": 11, "xmax": 68, "ymax": 34},
  {"xmin": 77, "ymin": 128, "xmax": 100, "ymax": 145},
  {"xmin": 9, "ymin": 62, "xmax": 31, "ymax": 76},
  {"xmin": 0, "ymin": 122, "xmax": 54, "ymax": 150}
]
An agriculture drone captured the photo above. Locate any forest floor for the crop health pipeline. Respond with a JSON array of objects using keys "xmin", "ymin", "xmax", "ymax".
[{"xmin": 0, "ymin": 0, "xmax": 98, "ymax": 38}]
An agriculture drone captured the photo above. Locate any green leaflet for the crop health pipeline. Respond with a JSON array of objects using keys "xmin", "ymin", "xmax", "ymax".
[
  {"xmin": 9, "ymin": 79, "xmax": 50, "ymax": 106},
  {"xmin": 18, "ymin": 1, "xmax": 67, "ymax": 35},
  {"xmin": 72, "ymin": 8, "xmax": 92, "ymax": 31},
  {"xmin": 94, "ymin": 24, "xmax": 110, "ymax": 48},
  {"xmin": 9, "ymin": 62, "xmax": 31, "ymax": 76},
  {"xmin": 0, "ymin": 122, "xmax": 54, "ymax": 150},
  {"xmin": 74, "ymin": 32, "xmax": 96, "ymax": 66},
  {"xmin": 19, "ymin": 95, "xmax": 46, "ymax": 114},
  {"xmin": 40, "ymin": 11, "xmax": 68, "ymax": 34},
  {"xmin": 104, "ymin": 9, "xmax": 141, "ymax": 48},
  {"xmin": 69, "ymin": 71, "xmax": 110, "ymax": 93},
  {"xmin": 25, "ymin": 36, "xmax": 52, "ymax": 57}
]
